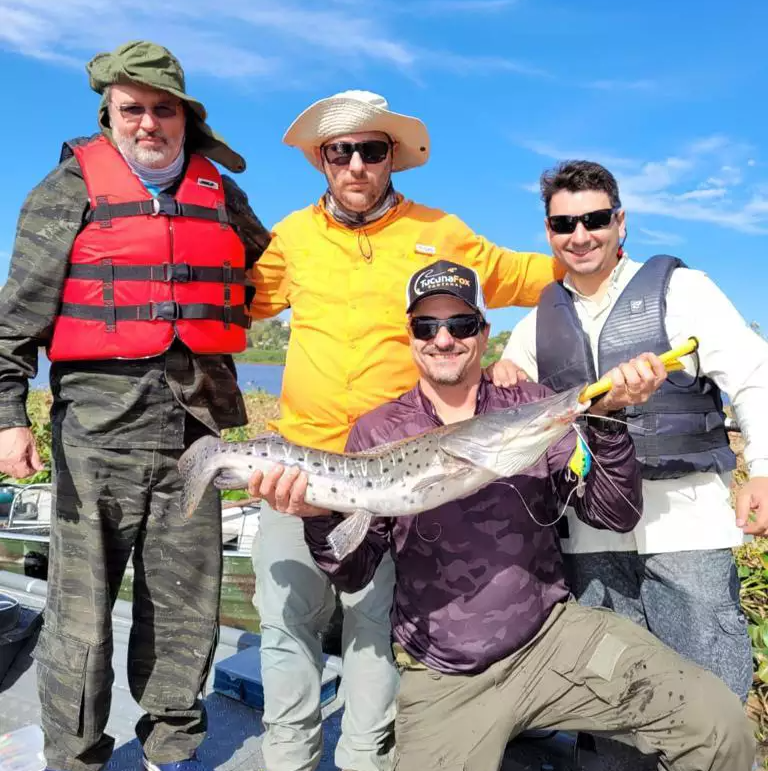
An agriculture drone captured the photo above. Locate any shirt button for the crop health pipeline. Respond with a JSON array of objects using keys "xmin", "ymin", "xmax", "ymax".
[
  {"xmin": 350, "ymin": 342, "xmax": 357, "ymax": 349},
  {"xmin": 350, "ymin": 304, "xmax": 357, "ymax": 310}
]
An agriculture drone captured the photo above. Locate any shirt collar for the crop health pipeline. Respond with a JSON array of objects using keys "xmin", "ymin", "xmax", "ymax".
[
  {"xmin": 563, "ymin": 254, "xmax": 632, "ymax": 300},
  {"xmin": 414, "ymin": 374, "xmax": 491, "ymax": 425}
]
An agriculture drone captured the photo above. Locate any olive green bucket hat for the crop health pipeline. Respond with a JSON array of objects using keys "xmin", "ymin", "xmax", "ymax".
[{"xmin": 86, "ymin": 40, "xmax": 245, "ymax": 173}]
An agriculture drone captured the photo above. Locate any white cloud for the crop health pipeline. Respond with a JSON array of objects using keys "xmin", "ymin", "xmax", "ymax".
[
  {"xmin": 520, "ymin": 134, "xmax": 767, "ymax": 235},
  {"xmin": 636, "ymin": 227, "xmax": 685, "ymax": 246},
  {"xmin": 678, "ymin": 187, "xmax": 727, "ymax": 201},
  {"xmin": 0, "ymin": 0, "xmax": 544, "ymax": 83},
  {"xmin": 517, "ymin": 140, "xmax": 637, "ymax": 169},
  {"xmin": 431, "ymin": 52, "xmax": 551, "ymax": 78}
]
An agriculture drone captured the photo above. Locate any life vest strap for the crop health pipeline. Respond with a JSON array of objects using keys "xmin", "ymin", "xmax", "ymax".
[{"xmin": 59, "ymin": 301, "xmax": 250, "ymax": 328}]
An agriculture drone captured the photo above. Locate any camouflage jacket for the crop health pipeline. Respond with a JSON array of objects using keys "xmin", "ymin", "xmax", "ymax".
[
  {"xmin": 304, "ymin": 377, "xmax": 642, "ymax": 674},
  {"xmin": 0, "ymin": 137, "xmax": 271, "ymax": 448}
]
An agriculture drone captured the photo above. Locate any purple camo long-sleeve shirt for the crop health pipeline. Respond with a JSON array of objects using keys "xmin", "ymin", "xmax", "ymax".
[{"xmin": 304, "ymin": 376, "xmax": 642, "ymax": 675}]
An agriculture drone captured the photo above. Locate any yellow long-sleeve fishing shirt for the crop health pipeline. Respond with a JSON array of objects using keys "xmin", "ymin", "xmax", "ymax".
[{"xmin": 249, "ymin": 196, "xmax": 563, "ymax": 451}]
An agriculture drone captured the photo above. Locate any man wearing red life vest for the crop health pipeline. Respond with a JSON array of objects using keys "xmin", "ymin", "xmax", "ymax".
[{"xmin": 0, "ymin": 41, "xmax": 270, "ymax": 771}]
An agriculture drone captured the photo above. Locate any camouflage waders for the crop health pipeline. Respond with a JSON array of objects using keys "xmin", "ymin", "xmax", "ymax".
[{"xmin": 34, "ymin": 427, "xmax": 222, "ymax": 771}]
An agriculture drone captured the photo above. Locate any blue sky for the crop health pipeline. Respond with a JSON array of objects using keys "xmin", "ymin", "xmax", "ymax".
[{"xmin": 0, "ymin": 0, "xmax": 766, "ymax": 336}]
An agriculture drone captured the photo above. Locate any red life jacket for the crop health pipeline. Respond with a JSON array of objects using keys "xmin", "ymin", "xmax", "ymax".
[{"xmin": 48, "ymin": 135, "xmax": 249, "ymax": 362}]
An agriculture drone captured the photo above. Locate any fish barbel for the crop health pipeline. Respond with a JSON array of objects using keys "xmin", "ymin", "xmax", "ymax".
[{"xmin": 178, "ymin": 386, "xmax": 588, "ymax": 559}]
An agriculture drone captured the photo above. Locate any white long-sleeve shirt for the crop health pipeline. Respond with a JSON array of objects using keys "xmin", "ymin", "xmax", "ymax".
[{"xmin": 503, "ymin": 256, "xmax": 768, "ymax": 554}]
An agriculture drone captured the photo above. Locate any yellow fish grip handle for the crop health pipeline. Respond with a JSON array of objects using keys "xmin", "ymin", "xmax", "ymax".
[{"xmin": 579, "ymin": 336, "xmax": 699, "ymax": 404}]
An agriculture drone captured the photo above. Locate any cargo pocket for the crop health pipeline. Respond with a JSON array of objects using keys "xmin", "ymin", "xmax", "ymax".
[
  {"xmin": 33, "ymin": 628, "xmax": 89, "ymax": 734},
  {"xmin": 551, "ymin": 630, "xmax": 631, "ymax": 708}
]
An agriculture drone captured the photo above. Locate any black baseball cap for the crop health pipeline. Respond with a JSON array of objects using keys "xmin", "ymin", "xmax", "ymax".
[{"xmin": 406, "ymin": 260, "xmax": 487, "ymax": 316}]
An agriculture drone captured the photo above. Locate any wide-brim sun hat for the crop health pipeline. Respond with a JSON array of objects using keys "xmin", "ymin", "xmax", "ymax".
[{"xmin": 283, "ymin": 90, "xmax": 430, "ymax": 173}]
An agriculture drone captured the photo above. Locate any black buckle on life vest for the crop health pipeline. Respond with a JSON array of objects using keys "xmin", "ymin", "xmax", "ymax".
[
  {"xmin": 151, "ymin": 196, "xmax": 181, "ymax": 217},
  {"xmin": 149, "ymin": 301, "xmax": 181, "ymax": 321},
  {"xmin": 162, "ymin": 263, "xmax": 191, "ymax": 283}
]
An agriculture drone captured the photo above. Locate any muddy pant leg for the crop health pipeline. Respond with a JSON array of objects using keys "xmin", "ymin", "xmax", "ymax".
[
  {"xmin": 640, "ymin": 549, "xmax": 753, "ymax": 702},
  {"xmin": 131, "ymin": 446, "xmax": 222, "ymax": 763},
  {"xmin": 254, "ymin": 501, "xmax": 336, "ymax": 771},
  {"xmin": 517, "ymin": 604, "xmax": 755, "ymax": 771},
  {"xmin": 335, "ymin": 551, "xmax": 398, "ymax": 771},
  {"xmin": 36, "ymin": 443, "xmax": 151, "ymax": 771},
  {"xmin": 564, "ymin": 552, "xmax": 647, "ymax": 627}
]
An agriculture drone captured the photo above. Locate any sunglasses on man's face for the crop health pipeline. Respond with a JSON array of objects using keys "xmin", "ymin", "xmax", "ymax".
[
  {"xmin": 410, "ymin": 314, "xmax": 486, "ymax": 341},
  {"xmin": 114, "ymin": 103, "xmax": 180, "ymax": 121},
  {"xmin": 547, "ymin": 207, "xmax": 619, "ymax": 235},
  {"xmin": 321, "ymin": 140, "xmax": 391, "ymax": 166}
]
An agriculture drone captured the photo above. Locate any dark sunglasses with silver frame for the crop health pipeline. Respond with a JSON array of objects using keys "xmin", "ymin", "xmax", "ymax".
[
  {"xmin": 410, "ymin": 314, "xmax": 486, "ymax": 341},
  {"xmin": 321, "ymin": 140, "xmax": 392, "ymax": 166},
  {"xmin": 547, "ymin": 207, "xmax": 620, "ymax": 235}
]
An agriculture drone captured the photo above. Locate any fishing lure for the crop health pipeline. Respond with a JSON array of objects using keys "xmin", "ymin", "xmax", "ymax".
[{"xmin": 567, "ymin": 433, "xmax": 592, "ymax": 498}]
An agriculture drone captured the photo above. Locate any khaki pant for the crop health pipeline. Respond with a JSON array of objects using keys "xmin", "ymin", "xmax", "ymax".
[
  {"xmin": 253, "ymin": 502, "xmax": 398, "ymax": 771},
  {"xmin": 393, "ymin": 603, "xmax": 755, "ymax": 771}
]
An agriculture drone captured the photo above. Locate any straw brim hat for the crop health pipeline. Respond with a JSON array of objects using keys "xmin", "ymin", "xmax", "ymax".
[{"xmin": 283, "ymin": 91, "xmax": 430, "ymax": 173}]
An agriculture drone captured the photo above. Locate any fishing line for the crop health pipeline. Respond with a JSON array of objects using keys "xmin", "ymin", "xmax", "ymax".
[
  {"xmin": 414, "ymin": 516, "xmax": 442, "ymax": 545},
  {"xmin": 490, "ymin": 478, "xmax": 579, "ymax": 528},
  {"xmin": 488, "ymin": 411, "xmax": 644, "ymax": 528}
]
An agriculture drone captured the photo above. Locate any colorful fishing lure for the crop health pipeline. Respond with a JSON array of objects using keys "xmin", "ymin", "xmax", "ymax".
[{"xmin": 567, "ymin": 433, "xmax": 592, "ymax": 497}]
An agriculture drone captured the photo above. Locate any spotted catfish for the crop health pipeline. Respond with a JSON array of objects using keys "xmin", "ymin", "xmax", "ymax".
[{"xmin": 178, "ymin": 385, "xmax": 588, "ymax": 559}]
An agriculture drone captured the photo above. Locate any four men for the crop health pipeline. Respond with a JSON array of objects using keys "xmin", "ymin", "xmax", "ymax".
[{"xmin": 0, "ymin": 38, "xmax": 764, "ymax": 771}]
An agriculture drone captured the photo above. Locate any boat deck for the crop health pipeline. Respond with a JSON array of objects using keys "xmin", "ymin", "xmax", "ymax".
[{"xmin": 0, "ymin": 570, "xmax": 656, "ymax": 771}]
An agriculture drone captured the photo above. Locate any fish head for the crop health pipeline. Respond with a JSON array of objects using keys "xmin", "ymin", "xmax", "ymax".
[
  {"xmin": 531, "ymin": 385, "xmax": 589, "ymax": 433},
  {"xmin": 441, "ymin": 385, "xmax": 589, "ymax": 478},
  {"xmin": 498, "ymin": 386, "xmax": 588, "ymax": 446}
]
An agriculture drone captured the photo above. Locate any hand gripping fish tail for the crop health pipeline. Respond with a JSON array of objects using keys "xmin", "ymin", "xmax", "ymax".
[{"xmin": 178, "ymin": 386, "xmax": 589, "ymax": 558}]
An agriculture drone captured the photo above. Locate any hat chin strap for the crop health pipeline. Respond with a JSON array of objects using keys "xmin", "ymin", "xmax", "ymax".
[{"xmin": 324, "ymin": 182, "xmax": 397, "ymax": 229}]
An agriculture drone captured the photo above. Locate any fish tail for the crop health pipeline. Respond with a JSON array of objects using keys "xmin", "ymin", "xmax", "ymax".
[{"xmin": 178, "ymin": 435, "xmax": 223, "ymax": 519}]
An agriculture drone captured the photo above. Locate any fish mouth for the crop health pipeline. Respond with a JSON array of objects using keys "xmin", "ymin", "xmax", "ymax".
[{"xmin": 539, "ymin": 387, "xmax": 589, "ymax": 427}]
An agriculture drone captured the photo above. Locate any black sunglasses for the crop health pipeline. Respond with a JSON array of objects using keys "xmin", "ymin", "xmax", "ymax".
[
  {"xmin": 321, "ymin": 140, "xmax": 391, "ymax": 166},
  {"xmin": 410, "ymin": 314, "xmax": 486, "ymax": 341},
  {"xmin": 114, "ymin": 103, "xmax": 180, "ymax": 121},
  {"xmin": 547, "ymin": 207, "xmax": 619, "ymax": 235}
]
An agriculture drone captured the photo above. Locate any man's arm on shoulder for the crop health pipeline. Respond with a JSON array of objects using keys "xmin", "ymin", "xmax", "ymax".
[
  {"xmin": 445, "ymin": 214, "xmax": 564, "ymax": 308},
  {"xmin": 0, "ymin": 157, "xmax": 87, "ymax": 428},
  {"xmin": 303, "ymin": 417, "xmax": 393, "ymax": 593},
  {"xmin": 502, "ymin": 309, "xmax": 540, "ymax": 382}
]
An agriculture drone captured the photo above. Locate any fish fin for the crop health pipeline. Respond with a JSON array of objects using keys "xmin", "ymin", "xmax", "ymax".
[
  {"xmin": 410, "ymin": 466, "xmax": 474, "ymax": 494},
  {"xmin": 327, "ymin": 509, "xmax": 374, "ymax": 561},
  {"xmin": 178, "ymin": 435, "xmax": 223, "ymax": 519}
]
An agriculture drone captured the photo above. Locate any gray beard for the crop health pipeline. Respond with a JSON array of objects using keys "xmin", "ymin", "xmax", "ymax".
[{"xmin": 114, "ymin": 132, "xmax": 175, "ymax": 169}]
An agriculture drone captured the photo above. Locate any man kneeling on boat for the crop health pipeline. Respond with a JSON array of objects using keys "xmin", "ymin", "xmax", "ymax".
[{"xmin": 248, "ymin": 261, "xmax": 755, "ymax": 771}]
